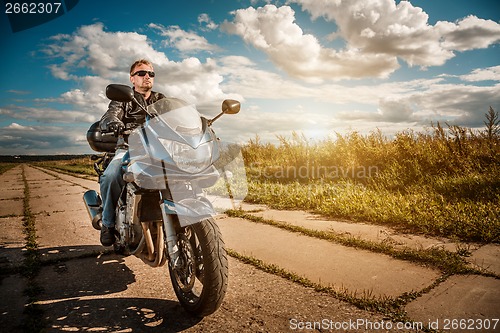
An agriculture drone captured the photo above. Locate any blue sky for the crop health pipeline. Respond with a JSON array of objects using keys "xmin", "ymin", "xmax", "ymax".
[{"xmin": 0, "ymin": 0, "xmax": 499, "ymax": 154}]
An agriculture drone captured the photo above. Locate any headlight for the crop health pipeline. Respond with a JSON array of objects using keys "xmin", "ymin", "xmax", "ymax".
[{"xmin": 158, "ymin": 138, "xmax": 213, "ymax": 173}]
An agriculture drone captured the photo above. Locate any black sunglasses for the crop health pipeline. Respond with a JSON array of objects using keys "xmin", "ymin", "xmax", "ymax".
[{"xmin": 131, "ymin": 70, "xmax": 155, "ymax": 77}]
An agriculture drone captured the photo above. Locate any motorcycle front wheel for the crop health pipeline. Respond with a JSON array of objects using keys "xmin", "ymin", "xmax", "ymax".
[{"xmin": 168, "ymin": 218, "xmax": 228, "ymax": 316}]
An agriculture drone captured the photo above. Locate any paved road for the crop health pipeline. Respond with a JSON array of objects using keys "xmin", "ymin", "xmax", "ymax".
[{"xmin": 0, "ymin": 165, "xmax": 499, "ymax": 332}]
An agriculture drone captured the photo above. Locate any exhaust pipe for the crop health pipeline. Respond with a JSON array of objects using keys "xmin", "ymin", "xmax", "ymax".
[{"xmin": 83, "ymin": 190, "xmax": 103, "ymax": 230}]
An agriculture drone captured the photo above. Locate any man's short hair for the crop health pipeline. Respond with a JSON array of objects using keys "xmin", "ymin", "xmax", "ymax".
[{"xmin": 130, "ymin": 59, "xmax": 153, "ymax": 75}]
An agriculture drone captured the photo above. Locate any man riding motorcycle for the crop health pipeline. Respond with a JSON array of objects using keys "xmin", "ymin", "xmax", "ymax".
[
  {"xmin": 84, "ymin": 54, "xmax": 244, "ymax": 316},
  {"xmin": 98, "ymin": 59, "xmax": 168, "ymax": 246}
]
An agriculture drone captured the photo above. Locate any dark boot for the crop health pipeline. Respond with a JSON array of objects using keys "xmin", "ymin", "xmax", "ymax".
[{"xmin": 100, "ymin": 225, "xmax": 116, "ymax": 246}]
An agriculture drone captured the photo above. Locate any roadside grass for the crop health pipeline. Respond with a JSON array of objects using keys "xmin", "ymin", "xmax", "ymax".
[
  {"xmin": 243, "ymin": 178, "xmax": 499, "ymax": 243},
  {"xmin": 0, "ymin": 163, "xmax": 17, "ymax": 174},
  {"xmin": 21, "ymin": 165, "xmax": 46, "ymax": 332},
  {"xmin": 35, "ymin": 156, "xmax": 96, "ymax": 177}
]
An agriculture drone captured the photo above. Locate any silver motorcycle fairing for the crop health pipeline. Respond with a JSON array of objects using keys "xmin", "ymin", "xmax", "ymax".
[
  {"xmin": 127, "ymin": 105, "xmax": 220, "ymax": 188},
  {"xmin": 161, "ymin": 197, "xmax": 215, "ymax": 227},
  {"xmin": 126, "ymin": 100, "xmax": 248, "ymax": 221}
]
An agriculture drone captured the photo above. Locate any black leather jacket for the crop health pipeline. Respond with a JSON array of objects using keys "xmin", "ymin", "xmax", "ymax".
[{"xmin": 99, "ymin": 89, "xmax": 166, "ymax": 131}]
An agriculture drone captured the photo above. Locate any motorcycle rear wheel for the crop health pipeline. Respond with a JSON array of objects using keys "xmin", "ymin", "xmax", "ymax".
[{"xmin": 168, "ymin": 218, "xmax": 228, "ymax": 317}]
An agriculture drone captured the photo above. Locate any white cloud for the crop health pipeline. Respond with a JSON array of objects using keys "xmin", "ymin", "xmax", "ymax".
[
  {"xmin": 336, "ymin": 81, "xmax": 500, "ymax": 128},
  {"xmin": 407, "ymin": 83, "xmax": 500, "ymax": 126},
  {"xmin": 222, "ymin": 4, "xmax": 398, "ymax": 81},
  {"xmin": 291, "ymin": 0, "xmax": 449, "ymax": 67},
  {"xmin": 436, "ymin": 15, "xmax": 500, "ymax": 51},
  {"xmin": 0, "ymin": 123, "xmax": 88, "ymax": 154},
  {"xmin": 41, "ymin": 22, "xmax": 233, "ymax": 107},
  {"xmin": 198, "ymin": 13, "xmax": 218, "ymax": 31},
  {"xmin": 216, "ymin": 55, "xmax": 446, "ymax": 107},
  {"xmin": 7, "ymin": 90, "xmax": 31, "ymax": 95},
  {"xmin": 38, "ymin": 76, "xmax": 111, "ymax": 115},
  {"xmin": 149, "ymin": 23, "xmax": 221, "ymax": 53},
  {"xmin": 154, "ymin": 57, "xmax": 228, "ymax": 105},
  {"xmin": 218, "ymin": 55, "xmax": 316, "ymax": 99},
  {"xmin": 43, "ymin": 22, "xmax": 169, "ymax": 79},
  {"xmin": 460, "ymin": 65, "xmax": 500, "ymax": 82},
  {"xmin": 0, "ymin": 104, "xmax": 97, "ymax": 124},
  {"xmin": 6, "ymin": 122, "xmax": 34, "ymax": 130}
]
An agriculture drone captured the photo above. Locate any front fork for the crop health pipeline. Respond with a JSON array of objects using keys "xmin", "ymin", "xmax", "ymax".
[{"xmin": 160, "ymin": 195, "xmax": 181, "ymax": 269}]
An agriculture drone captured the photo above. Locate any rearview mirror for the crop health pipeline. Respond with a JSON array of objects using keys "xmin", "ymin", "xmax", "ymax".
[
  {"xmin": 106, "ymin": 84, "xmax": 134, "ymax": 102},
  {"xmin": 222, "ymin": 99, "xmax": 240, "ymax": 114},
  {"xmin": 208, "ymin": 99, "xmax": 241, "ymax": 126}
]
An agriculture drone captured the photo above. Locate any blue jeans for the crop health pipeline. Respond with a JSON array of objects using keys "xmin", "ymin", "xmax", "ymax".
[{"xmin": 99, "ymin": 153, "xmax": 125, "ymax": 228}]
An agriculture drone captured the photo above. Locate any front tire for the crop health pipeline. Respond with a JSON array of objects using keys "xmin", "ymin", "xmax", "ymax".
[{"xmin": 168, "ymin": 218, "xmax": 228, "ymax": 316}]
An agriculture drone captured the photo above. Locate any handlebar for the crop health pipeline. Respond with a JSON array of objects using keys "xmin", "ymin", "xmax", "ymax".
[
  {"xmin": 101, "ymin": 125, "xmax": 134, "ymax": 137},
  {"xmin": 101, "ymin": 130, "xmax": 132, "ymax": 136}
]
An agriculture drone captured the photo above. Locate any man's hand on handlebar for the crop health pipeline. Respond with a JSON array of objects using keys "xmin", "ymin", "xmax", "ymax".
[{"xmin": 105, "ymin": 121, "xmax": 125, "ymax": 136}]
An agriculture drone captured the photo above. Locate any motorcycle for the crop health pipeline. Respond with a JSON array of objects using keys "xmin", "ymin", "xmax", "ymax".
[{"xmin": 83, "ymin": 84, "xmax": 246, "ymax": 316}]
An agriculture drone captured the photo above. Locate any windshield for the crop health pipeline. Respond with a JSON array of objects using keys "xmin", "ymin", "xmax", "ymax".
[{"xmin": 147, "ymin": 98, "xmax": 203, "ymax": 137}]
